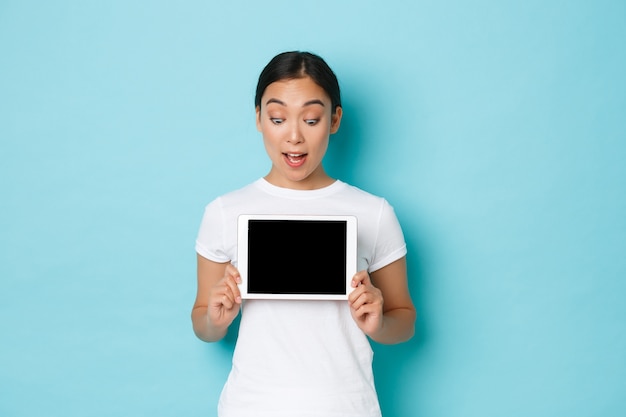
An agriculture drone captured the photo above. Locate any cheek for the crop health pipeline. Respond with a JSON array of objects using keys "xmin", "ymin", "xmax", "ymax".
[
  {"xmin": 259, "ymin": 122, "xmax": 279, "ymax": 142},
  {"xmin": 310, "ymin": 135, "xmax": 330, "ymax": 158},
  {"xmin": 313, "ymin": 126, "xmax": 332, "ymax": 145},
  {"xmin": 262, "ymin": 135, "xmax": 282, "ymax": 157}
]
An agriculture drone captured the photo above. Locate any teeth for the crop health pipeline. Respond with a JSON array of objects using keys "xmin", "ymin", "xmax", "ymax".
[{"xmin": 286, "ymin": 153, "xmax": 305, "ymax": 164}]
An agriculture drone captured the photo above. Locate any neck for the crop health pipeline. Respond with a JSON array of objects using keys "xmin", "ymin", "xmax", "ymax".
[{"xmin": 264, "ymin": 168, "xmax": 334, "ymax": 190}]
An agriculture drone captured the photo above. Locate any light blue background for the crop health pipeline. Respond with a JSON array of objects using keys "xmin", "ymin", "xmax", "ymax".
[{"xmin": 1, "ymin": 1, "xmax": 625, "ymax": 416}]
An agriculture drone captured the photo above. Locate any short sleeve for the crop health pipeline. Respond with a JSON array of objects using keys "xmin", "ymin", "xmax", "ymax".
[
  {"xmin": 195, "ymin": 198, "xmax": 231, "ymax": 263},
  {"xmin": 368, "ymin": 199, "xmax": 407, "ymax": 273}
]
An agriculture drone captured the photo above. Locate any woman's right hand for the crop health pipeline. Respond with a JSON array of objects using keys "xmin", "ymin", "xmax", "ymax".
[
  {"xmin": 192, "ymin": 255, "xmax": 242, "ymax": 342},
  {"xmin": 208, "ymin": 263, "xmax": 243, "ymax": 328}
]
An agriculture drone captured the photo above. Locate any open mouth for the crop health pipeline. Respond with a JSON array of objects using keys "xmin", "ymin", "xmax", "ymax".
[{"xmin": 284, "ymin": 153, "xmax": 307, "ymax": 167}]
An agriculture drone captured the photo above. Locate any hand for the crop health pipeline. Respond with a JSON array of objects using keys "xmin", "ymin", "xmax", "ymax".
[
  {"xmin": 348, "ymin": 270, "xmax": 384, "ymax": 337},
  {"xmin": 207, "ymin": 264, "xmax": 242, "ymax": 328}
]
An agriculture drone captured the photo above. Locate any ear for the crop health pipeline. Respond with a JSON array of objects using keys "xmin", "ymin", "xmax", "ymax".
[
  {"xmin": 330, "ymin": 106, "xmax": 343, "ymax": 134},
  {"xmin": 255, "ymin": 106, "xmax": 262, "ymax": 132}
]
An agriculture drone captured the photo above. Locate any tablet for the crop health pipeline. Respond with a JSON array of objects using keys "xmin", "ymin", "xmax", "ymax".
[{"xmin": 237, "ymin": 214, "xmax": 357, "ymax": 300}]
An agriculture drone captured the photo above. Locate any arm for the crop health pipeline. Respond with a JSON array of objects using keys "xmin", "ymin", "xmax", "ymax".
[
  {"xmin": 191, "ymin": 254, "xmax": 242, "ymax": 342},
  {"xmin": 348, "ymin": 256, "xmax": 416, "ymax": 344}
]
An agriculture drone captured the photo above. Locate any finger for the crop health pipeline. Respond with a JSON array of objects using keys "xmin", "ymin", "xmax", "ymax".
[
  {"xmin": 351, "ymin": 270, "xmax": 371, "ymax": 288},
  {"xmin": 350, "ymin": 286, "xmax": 377, "ymax": 308},
  {"xmin": 348, "ymin": 282, "xmax": 367, "ymax": 303},
  {"xmin": 210, "ymin": 278, "xmax": 237, "ymax": 306},
  {"xmin": 220, "ymin": 264, "xmax": 242, "ymax": 303},
  {"xmin": 210, "ymin": 284, "xmax": 233, "ymax": 308},
  {"xmin": 353, "ymin": 286, "xmax": 384, "ymax": 308},
  {"xmin": 225, "ymin": 264, "xmax": 242, "ymax": 284},
  {"xmin": 350, "ymin": 291, "xmax": 375, "ymax": 311},
  {"xmin": 219, "ymin": 292, "xmax": 235, "ymax": 310},
  {"xmin": 223, "ymin": 277, "xmax": 242, "ymax": 304},
  {"xmin": 354, "ymin": 291, "xmax": 383, "ymax": 313},
  {"xmin": 353, "ymin": 303, "xmax": 379, "ymax": 319}
]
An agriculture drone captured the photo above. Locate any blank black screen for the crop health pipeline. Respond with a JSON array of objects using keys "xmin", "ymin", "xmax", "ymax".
[{"xmin": 247, "ymin": 220, "xmax": 347, "ymax": 294}]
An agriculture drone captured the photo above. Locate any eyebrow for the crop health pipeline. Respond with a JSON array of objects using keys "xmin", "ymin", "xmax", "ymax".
[{"xmin": 265, "ymin": 98, "xmax": 326, "ymax": 107}]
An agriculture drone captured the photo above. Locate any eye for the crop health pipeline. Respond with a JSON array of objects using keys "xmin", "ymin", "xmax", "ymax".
[
  {"xmin": 304, "ymin": 119, "xmax": 319, "ymax": 126},
  {"xmin": 270, "ymin": 118, "xmax": 284, "ymax": 125}
]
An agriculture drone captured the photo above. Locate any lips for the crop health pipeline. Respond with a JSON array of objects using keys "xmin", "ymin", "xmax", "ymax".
[{"xmin": 284, "ymin": 152, "xmax": 307, "ymax": 167}]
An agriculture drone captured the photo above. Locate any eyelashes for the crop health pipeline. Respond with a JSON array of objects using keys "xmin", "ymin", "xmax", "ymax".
[{"xmin": 269, "ymin": 118, "xmax": 320, "ymax": 126}]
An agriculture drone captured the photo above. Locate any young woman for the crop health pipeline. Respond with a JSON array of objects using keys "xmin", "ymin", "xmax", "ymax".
[{"xmin": 192, "ymin": 51, "xmax": 416, "ymax": 417}]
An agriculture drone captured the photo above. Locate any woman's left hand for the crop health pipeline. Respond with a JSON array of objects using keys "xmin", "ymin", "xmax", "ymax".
[{"xmin": 348, "ymin": 270, "xmax": 384, "ymax": 337}]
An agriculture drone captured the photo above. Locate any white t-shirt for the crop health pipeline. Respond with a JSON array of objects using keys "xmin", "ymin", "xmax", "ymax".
[{"xmin": 196, "ymin": 178, "xmax": 407, "ymax": 417}]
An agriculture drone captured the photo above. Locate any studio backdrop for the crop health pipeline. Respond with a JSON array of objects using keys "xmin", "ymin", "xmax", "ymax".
[{"xmin": 1, "ymin": 1, "xmax": 625, "ymax": 416}]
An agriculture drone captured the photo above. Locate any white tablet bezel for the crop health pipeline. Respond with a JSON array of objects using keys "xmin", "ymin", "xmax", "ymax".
[{"xmin": 237, "ymin": 214, "xmax": 357, "ymax": 300}]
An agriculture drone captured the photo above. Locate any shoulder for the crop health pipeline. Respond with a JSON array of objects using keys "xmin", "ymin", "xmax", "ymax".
[
  {"xmin": 204, "ymin": 179, "xmax": 265, "ymax": 210},
  {"xmin": 336, "ymin": 181, "xmax": 395, "ymax": 213},
  {"xmin": 337, "ymin": 181, "xmax": 384, "ymax": 202}
]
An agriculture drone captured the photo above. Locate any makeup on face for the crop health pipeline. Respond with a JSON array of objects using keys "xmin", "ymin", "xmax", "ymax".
[{"xmin": 257, "ymin": 77, "xmax": 340, "ymax": 190}]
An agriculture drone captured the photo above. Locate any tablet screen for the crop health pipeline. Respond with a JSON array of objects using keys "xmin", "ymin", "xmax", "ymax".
[
  {"xmin": 237, "ymin": 215, "xmax": 357, "ymax": 300},
  {"xmin": 247, "ymin": 219, "xmax": 346, "ymax": 295}
]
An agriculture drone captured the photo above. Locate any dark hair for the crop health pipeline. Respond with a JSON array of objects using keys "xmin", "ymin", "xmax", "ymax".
[{"xmin": 255, "ymin": 51, "xmax": 341, "ymax": 113}]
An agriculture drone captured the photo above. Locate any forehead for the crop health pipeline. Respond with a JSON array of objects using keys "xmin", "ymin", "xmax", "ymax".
[{"xmin": 262, "ymin": 77, "xmax": 331, "ymax": 106}]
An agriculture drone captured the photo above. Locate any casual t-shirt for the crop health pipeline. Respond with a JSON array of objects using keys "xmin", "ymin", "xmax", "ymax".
[{"xmin": 196, "ymin": 178, "xmax": 407, "ymax": 417}]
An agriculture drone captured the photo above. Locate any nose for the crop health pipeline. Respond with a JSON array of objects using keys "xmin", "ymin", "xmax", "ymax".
[{"xmin": 287, "ymin": 122, "xmax": 304, "ymax": 144}]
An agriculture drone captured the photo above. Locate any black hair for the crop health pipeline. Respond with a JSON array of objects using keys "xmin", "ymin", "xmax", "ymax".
[{"xmin": 255, "ymin": 51, "xmax": 341, "ymax": 113}]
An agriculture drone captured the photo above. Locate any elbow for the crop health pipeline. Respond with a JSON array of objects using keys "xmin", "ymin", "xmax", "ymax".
[
  {"xmin": 191, "ymin": 307, "xmax": 227, "ymax": 343},
  {"xmin": 192, "ymin": 321, "xmax": 225, "ymax": 343},
  {"xmin": 401, "ymin": 308, "xmax": 417, "ymax": 343},
  {"xmin": 374, "ymin": 307, "xmax": 417, "ymax": 345}
]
